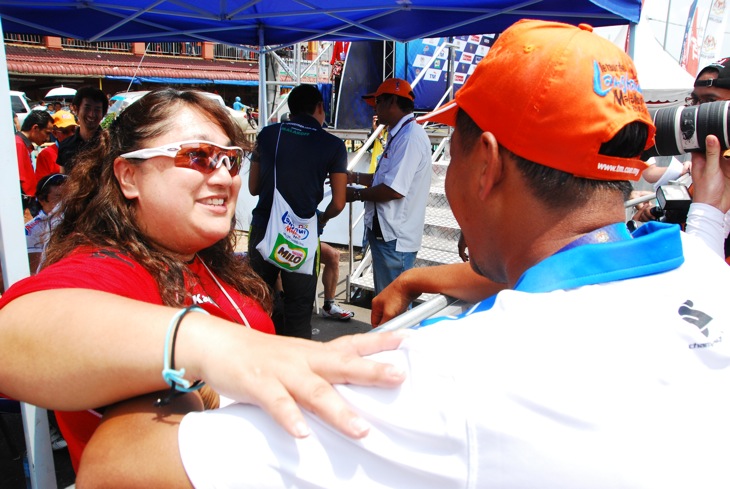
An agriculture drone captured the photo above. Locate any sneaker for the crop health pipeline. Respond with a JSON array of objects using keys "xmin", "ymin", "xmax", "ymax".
[
  {"xmin": 49, "ymin": 426, "xmax": 67, "ymax": 451},
  {"xmin": 321, "ymin": 302, "xmax": 355, "ymax": 321}
]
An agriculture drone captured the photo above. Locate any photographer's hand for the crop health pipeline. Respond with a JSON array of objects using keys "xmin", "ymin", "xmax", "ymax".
[{"xmin": 692, "ymin": 135, "xmax": 730, "ymax": 213}]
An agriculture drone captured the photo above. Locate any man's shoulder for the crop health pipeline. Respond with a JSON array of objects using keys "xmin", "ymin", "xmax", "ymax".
[
  {"xmin": 404, "ymin": 119, "xmax": 430, "ymax": 141},
  {"xmin": 38, "ymin": 144, "xmax": 57, "ymax": 157},
  {"xmin": 256, "ymin": 123, "xmax": 281, "ymax": 140},
  {"xmin": 15, "ymin": 133, "xmax": 31, "ymax": 151},
  {"xmin": 319, "ymin": 128, "xmax": 347, "ymax": 148},
  {"xmin": 58, "ymin": 132, "xmax": 80, "ymax": 149}
]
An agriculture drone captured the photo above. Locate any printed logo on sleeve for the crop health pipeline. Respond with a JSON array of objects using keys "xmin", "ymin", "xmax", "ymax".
[{"xmin": 680, "ymin": 299, "xmax": 723, "ymax": 349}]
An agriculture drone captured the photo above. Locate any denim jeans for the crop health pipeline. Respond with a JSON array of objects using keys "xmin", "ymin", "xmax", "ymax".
[{"xmin": 367, "ymin": 228, "xmax": 417, "ymax": 295}]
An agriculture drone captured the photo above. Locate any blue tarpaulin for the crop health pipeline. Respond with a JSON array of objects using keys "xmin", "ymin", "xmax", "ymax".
[
  {"xmin": 106, "ymin": 76, "xmax": 259, "ymax": 86},
  {"xmin": 0, "ymin": 1, "xmax": 642, "ymax": 47},
  {"xmin": 213, "ymin": 80, "xmax": 261, "ymax": 86},
  {"xmin": 105, "ymin": 76, "xmax": 210, "ymax": 85}
]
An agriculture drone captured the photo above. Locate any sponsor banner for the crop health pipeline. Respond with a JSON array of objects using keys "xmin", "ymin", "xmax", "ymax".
[
  {"xmin": 395, "ymin": 34, "xmax": 498, "ymax": 111},
  {"xmin": 698, "ymin": 0, "xmax": 729, "ymax": 73},
  {"xmin": 680, "ymin": 0, "xmax": 702, "ymax": 76}
]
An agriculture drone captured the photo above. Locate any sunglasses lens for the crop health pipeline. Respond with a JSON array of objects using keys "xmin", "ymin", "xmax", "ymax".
[
  {"xmin": 185, "ymin": 147, "xmax": 215, "ymax": 173},
  {"xmin": 176, "ymin": 143, "xmax": 243, "ymax": 176},
  {"xmin": 223, "ymin": 150, "xmax": 243, "ymax": 176}
]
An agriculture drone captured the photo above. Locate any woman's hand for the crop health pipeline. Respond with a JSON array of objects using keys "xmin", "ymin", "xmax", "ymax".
[{"xmin": 178, "ymin": 322, "xmax": 407, "ymax": 439}]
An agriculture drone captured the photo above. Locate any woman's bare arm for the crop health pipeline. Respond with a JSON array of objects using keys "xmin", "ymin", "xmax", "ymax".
[{"xmin": 0, "ymin": 288, "xmax": 407, "ymax": 438}]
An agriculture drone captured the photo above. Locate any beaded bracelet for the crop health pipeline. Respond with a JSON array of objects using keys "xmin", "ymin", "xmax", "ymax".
[{"xmin": 154, "ymin": 305, "xmax": 210, "ymax": 407}]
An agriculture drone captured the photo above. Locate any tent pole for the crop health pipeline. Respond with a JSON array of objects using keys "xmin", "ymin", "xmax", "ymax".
[
  {"xmin": 663, "ymin": 0, "xmax": 673, "ymax": 50},
  {"xmin": 258, "ymin": 26, "xmax": 267, "ymax": 129},
  {"xmin": 628, "ymin": 21, "xmax": 637, "ymax": 59},
  {"xmin": 0, "ymin": 17, "xmax": 58, "ymax": 489}
]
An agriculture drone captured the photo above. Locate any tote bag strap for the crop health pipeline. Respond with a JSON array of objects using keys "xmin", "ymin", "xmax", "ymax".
[{"xmin": 272, "ymin": 123, "xmax": 285, "ymax": 190}]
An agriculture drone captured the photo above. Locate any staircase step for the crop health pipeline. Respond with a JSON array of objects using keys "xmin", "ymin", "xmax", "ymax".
[
  {"xmin": 349, "ymin": 270, "xmax": 438, "ymax": 302},
  {"xmin": 424, "ymin": 207, "xmax": 459, "ymax": 230},
  {"xmin": 415, "ymin": 247, "xmax": 462, "ymax": 266},
  {"xmin": 420, "ymin": 234, "xmax": 461, "ymax": 253}
]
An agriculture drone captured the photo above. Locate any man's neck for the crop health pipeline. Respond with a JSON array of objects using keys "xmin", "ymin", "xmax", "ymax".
[
  {"xmin": 497, "ymin": 192, "xmax": 627, "ymax": 287},
  {"xmin": 388, "ymin": 111, "xmax": 413, "ymax": 131},
  {"xmin": 78, "ymin": 125, "xmax": 97, "ymax": 142},
  {"xmin": 18, "ymin": 131, "xmax": 33, "ymax": 148}
]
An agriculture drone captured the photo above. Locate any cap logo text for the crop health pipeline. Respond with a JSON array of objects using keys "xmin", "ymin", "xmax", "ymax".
[{"xmin": 592, "ymin": 60, "xmax": 644, "ymax": 109}]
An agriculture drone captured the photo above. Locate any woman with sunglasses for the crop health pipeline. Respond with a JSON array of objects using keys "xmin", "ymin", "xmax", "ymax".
[{"xmin": 0, "ymin": 88, "xmax": 406, "ymax": 473}]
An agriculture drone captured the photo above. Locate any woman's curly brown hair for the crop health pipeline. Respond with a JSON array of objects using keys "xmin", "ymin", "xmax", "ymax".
[{"xmin": 43, "ymin": 88, "xmax": 272, "ymax": 313}]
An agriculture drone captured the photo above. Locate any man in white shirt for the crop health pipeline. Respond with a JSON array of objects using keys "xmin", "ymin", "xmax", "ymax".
[
  {"xmin": 346, "ymin": 78, "xmax": 432, "ymax": 294},
  {"xmin": 77, "ymin": 20, "xmax": 730, "ymax": 489}
]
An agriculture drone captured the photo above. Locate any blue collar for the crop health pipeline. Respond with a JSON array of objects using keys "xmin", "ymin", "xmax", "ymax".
[{"xmin": 416, "ymin": 222, "xmax": 684, "ymax": 328}]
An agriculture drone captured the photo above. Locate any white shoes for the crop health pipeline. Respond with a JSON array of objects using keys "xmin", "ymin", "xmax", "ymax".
[{"xmin": 321, "ymin": 302, "xmax": 355, "ymax": 320}]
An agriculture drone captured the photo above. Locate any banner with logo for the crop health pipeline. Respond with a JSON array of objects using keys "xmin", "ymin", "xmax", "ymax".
[
  {"xmin": 680, "ymin": 0, "xmax": 730, "ymax": 77},
  {"xmin": 395, "ymin": 34, "xmax": 498, "ymax": 111},
  {"xmin": 680, "ymin": 0, "xmax": 702, "ymax": 76},
  {"xmin": 698, "ymin": 0, "xmax": 728, "ymax": 73}
]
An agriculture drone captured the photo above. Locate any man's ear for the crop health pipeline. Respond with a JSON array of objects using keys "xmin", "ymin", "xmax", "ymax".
[
  {"xmin": 315, "ymin": 101, "xmax": 326, "ymax": 118},
  {"xmin": 114, "ymin": 157, "xmax": 140, "ymax": 200},
  {"xmin": 476, "ymin": 131, "xmax": 503, "ymax": 201}
]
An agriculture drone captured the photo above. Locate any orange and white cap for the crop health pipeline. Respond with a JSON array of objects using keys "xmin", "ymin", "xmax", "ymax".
[
  {"xmin": 419, "ymin": 20, "xmax": 656, "ymax": 181},
  {"xmin": 362, "ymin": 78, "xmax": 415, "ymax": 107},
  {"xmin": 52, "ymin": 110, "xmax": 77, "ymax": 129}
]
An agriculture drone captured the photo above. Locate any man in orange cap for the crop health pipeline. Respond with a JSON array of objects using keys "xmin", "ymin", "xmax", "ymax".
[
  {"xmin": 346, "ymin": 77, "xmax": 432, "ymax": 294},
  {"xmin": 35, "ymin": 109, "xmax": 78, "ymax": 181},
  {"xmin": 78, "ymin": 20, "xmax": 730, "ymax": 488}
]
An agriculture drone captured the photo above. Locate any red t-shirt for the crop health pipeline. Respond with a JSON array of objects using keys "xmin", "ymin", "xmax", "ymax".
[
  {"xmin": 0, "ymin": 247, "xmax": 274, "ymax": 471},
  {"xmin": 34, "ymin": 144, "xmax": 61, "ymax": 182},
  {"xmin": 15, "ymin": 134, "xmax": 37, "ymax": 197}
]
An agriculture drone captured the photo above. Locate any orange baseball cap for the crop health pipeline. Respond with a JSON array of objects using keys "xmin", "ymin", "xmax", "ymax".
[
  {"xmin": 419, "ymin": 20, "xmax": 656, "ymax": 181},
  {"xmin": 362, "ymin": 78, "xmax": 415, "ymax": 107},
  {"xmin": 52, "ymin": 110, "xmax": 78, "ymax": 129}
]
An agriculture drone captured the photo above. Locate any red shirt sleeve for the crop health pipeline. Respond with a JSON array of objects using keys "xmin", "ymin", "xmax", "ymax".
[
  {"xmin": 15, "ymin": 136, "xmax": 37, "ymax": 197},
  {"xmin": 34, "ymin": 145, "xmax": 61, "ymax": 181},
  {"xmin": 0, "ymin": 248, "xmax": 163, "ymax": 309}
]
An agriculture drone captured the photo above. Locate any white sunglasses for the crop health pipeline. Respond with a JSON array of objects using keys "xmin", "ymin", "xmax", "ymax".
[{"xmin": 120, "ymin": 140, "xmax": 247, "ymax": 176}]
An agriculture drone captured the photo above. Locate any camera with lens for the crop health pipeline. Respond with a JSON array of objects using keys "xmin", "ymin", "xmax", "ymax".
[
  {"xmin": 636, "ymin": 101, "xmax": 730, "ymax": 225},
  {"xmin": 642, "ymin": 100, "xmax": 730, "ymax": 158}
]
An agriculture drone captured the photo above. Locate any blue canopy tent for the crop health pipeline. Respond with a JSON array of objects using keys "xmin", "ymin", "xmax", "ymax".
[
  {"xmin": 0, "ymin": 1, "xmax": 642, "ymax": 486},
  {"xmin": 0, "ymin": 1, "xmax": 642, "ymax": 46}
]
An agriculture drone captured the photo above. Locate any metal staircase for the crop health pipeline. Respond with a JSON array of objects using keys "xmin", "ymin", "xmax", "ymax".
[{"xmin": 348, "ymin": 133, "xmax": 461, "ymax": 301}]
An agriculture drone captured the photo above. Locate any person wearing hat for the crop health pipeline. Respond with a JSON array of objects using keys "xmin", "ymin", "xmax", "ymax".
[
  {"xmin": 347, "ymin": 77, "xmax": 432, "ymax": 295},
  {"xmin": 35, "ymin": 109, "xmax": 78, "ymax": 181},
  {"xmin": 635, "ymin": 58, "xmax": 730, "ymax": 260},
  {"xmin": 641, "ymin": 58, "xmax": 730, "ymax": 188},
  {"xmin": 233, "ymin": 95, "xmax": 245, "ymax": 111},
  {"xmin": 76, "ymin": 20, "xmax": 730, "ymax": 488}
]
